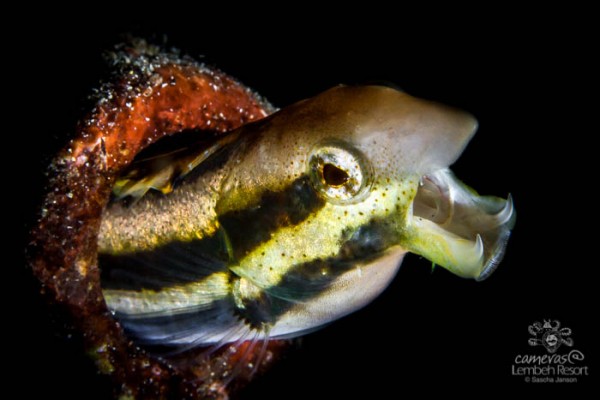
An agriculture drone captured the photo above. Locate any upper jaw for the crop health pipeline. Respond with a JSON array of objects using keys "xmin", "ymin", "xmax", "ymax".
[{"xmin": 401, "ymin": 169, "xmax": 516, "ymax": 280}]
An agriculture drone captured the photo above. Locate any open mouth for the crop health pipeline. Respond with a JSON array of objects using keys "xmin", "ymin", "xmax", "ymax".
[{"xmin": 407, "ymin": 169, "xmax": 515, "ymax": 280}]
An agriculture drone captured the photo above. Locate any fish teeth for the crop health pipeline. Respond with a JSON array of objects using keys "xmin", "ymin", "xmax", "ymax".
[{"xmin": 495, "ymin": 194, "xmax": 515, "ymax": 226}]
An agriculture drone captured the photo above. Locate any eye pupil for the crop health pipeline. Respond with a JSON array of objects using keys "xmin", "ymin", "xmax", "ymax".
[{"xmin": 322, "ymin": 163, "xmax": 349, "ymax": 187}]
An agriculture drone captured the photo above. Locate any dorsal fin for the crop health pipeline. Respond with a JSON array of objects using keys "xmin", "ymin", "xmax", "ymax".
[{"xmin": 113, "ymin": 129, "xmax": 240, "ymax": 200}]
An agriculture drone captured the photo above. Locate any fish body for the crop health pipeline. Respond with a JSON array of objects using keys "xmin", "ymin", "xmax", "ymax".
[{"xmin": 99, "ymin": 86, "xmax": 515, "ymax": 347}]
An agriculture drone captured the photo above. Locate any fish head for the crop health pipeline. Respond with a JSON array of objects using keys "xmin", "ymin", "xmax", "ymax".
[{"xmin": 220, "ymin": 86, "xmax": 515, "ymax": 335}]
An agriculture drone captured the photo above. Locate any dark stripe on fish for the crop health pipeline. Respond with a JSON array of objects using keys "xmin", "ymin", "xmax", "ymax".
[
  {"xmin": 100, "ymin": 175, "xmax": 324, "ymax": 292},
  {"xmin": 100, "ymin": 227, "xmax": 232, "ymax": 291},
  {"xmin": 218, "ymin": 175, "xmax": 325, "ymax": 261},
  {"xmin": 236, "ymin": 218, "xmax": 401, "ymax": 326}
]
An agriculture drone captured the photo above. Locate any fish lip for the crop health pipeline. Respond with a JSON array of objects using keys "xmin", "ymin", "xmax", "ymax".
[{"xmin": 407, "ymin": 168, "xmax": 516, "ymax": 280}]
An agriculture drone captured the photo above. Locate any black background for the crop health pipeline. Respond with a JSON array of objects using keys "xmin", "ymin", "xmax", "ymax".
[{"xmin": 18, "ymin": 12, "xmax": 593, "ymax": 398}]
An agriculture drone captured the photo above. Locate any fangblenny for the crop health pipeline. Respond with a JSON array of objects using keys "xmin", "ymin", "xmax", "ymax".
[{"xmin": 99, "ymin": 84, "xmax": 516, "ymax": 360}]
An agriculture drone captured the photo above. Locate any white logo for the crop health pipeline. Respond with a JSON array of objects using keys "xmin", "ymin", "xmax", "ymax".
[
  {"xmin": 528, "ymin": 320, "xmax": 573, "ymax": 354},
  {"xmin": 511, "ymin": 319, "xmax": 589, "ymax": 383}
]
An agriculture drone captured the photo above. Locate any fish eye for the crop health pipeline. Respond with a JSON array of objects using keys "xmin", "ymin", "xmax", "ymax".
[{"xmin": 309, "ymin": 144, "xmax": 370, "ymax": 203}]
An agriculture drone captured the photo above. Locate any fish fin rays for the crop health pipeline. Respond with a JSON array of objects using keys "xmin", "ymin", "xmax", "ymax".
[
  {"xmin": 112, "ymin": 129, "xmax": 240, "ymax": 201},
  {"xmin": 115, "ymin": 298, "xmax": 271, "ymax": 387},
  {"xmin": 111, "ymin": 287, "xmax": 271, "ymax": 382},
  {"xmin": 100, "ymin": 232, "xmax": 233, "ymax": 292},
  {"xmin": 220, "ymin": 328, "xmax": 271, "ymax": 386},
  {"xmin": 114, "ymin": 298, "xmax": 238, "ymax": 344},
  {"xmin": 101, "ymin": 241, "xmax": 242, "ymax": 344},
  {"xmin": 101, "ymin": 243, "xmax": 273, "ymax": 386}
]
